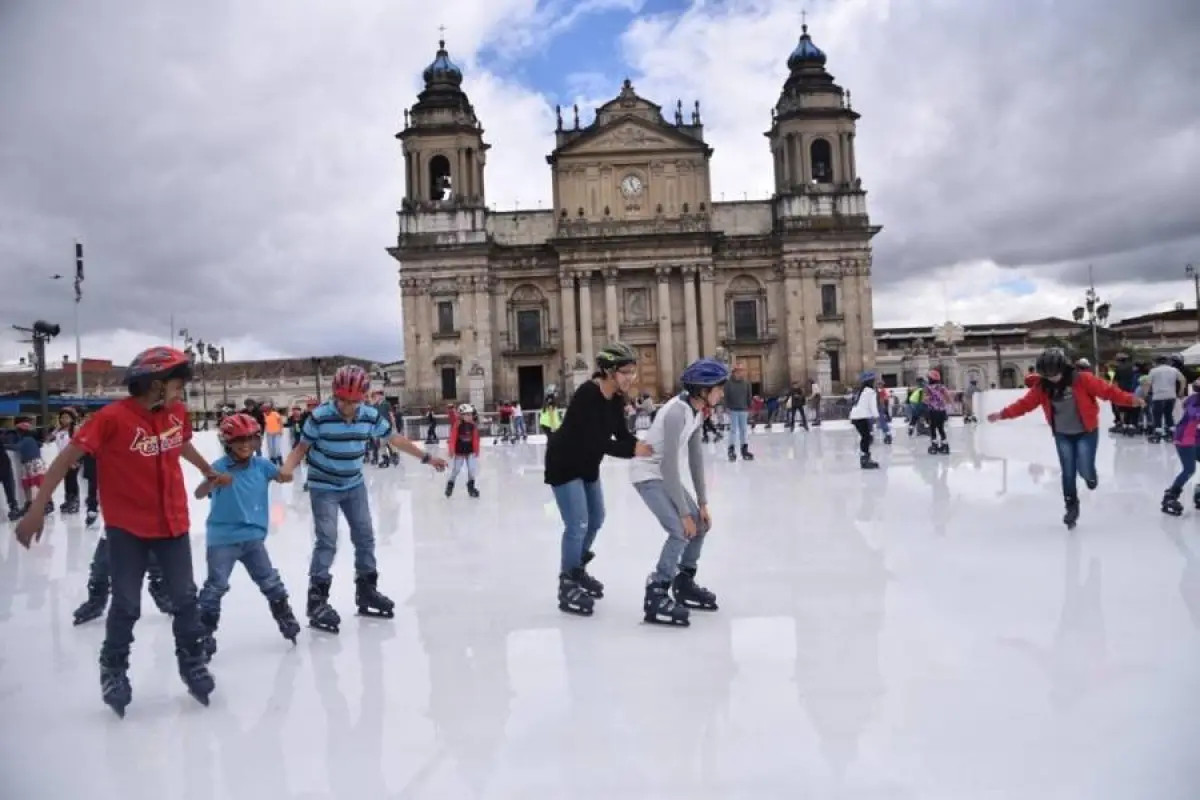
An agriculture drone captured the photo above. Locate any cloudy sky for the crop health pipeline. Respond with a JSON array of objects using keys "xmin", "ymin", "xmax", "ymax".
[{"xmin": 1, "ymin": 0, "xmax": 1198, "ymax": 366}]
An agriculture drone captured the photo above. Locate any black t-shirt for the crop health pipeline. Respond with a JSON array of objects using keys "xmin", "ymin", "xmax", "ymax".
[
  {"xmin": 454, "ymin": 421, "xmax": 476, "ymax": 456},
  {"xmin": 543, "ymin": 381, "xmax": 636, "ymax": 486}
]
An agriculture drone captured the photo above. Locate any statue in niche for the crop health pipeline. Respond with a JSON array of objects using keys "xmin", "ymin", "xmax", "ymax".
[{"xmin": 625, "ymin": 287, "xmax": 649, "ymax": 323}]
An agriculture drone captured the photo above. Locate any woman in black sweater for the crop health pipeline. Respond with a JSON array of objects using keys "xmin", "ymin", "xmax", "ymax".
[{"xmin": 546, "ymin": 342, "xmax": 651, "ymax": 615}]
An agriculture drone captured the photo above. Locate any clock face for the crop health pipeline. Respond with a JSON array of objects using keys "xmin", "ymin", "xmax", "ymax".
[{"xmin": 620, "ymin": 174, "xmax": 644, "ymax": 198}]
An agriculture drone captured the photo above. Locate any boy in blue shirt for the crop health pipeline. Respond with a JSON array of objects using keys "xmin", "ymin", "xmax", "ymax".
[{"xmin": 194, "ymin": 412, "xmax": 300, "ymax": 658}]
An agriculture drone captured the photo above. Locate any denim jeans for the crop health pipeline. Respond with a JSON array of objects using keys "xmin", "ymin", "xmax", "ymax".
[
  {"xmin": 1170, "ymin": 444, "xmax": 1200, "ymax": 493},
  {"xmin": 265, "ymin": 433, "xmax": 282, "ymax": 460},
  {"xmin": 1152, "ymin": 399, "xmax": 1176, "ymax": 434},
  {"xmin": 198, "ymin": 539, "xmax": 288, "ymax": 613},
  {"xmin": 82, "ymin": 453, "xmax": 99, "ymax": 513},
  {"xmin": 728, "ymin": 410, "xmax": 749, "ymax": 448},
  {"xmin": 513, "ymin": 415, "xmax": 526, "ymax": 438},
  {"xmin": 88, "ymin": 529, "xmax": 163, "ymax": 585},
  {"xmin": 1053, "ymin": 430, "xmax": 1099, "ymax": 499},
  {"xmin": 309, "ymin": 482, "xmax": 376, "ymax": 581},
  {"xmin": 101, "ymin": 527, "xmax": 205, "ymax": 661},
  {"xmin": 634, "ymin": 480, "xmax": 709, "ymax": 583},
  {"xmin": 0, "ymin": 449, "xmax": 16, "ymax": 509},
  {"xmin": 449, "ymin": 454, "xmax": 478, "ymax": 481},
  {"xmin": 787, "ymin": 406, "xmax": 808, "ymax": 429},
  {"xmin": 551, "ymin": 478, "xmax": 605, "ymax": 574}
]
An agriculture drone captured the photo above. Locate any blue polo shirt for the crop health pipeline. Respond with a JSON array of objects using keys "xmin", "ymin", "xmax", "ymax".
[
  {"xmin": 205, "ymin": 455, "xmax": 279, "ymax": 547},
  {"xmin": 301, "ymin": 401, "xmax": 391, "ymax": 492}
]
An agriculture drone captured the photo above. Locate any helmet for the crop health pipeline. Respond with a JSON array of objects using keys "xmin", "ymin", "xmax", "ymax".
[
  {"xmin": 596, "ymin": 341, "xmax": 637, "ymax": 371},
  {"xmin": 125, "ymin": 346, "xmax": 193, "ymax": 387},
  {"xmin": 680, "ymin": 358, "xmax": 730, "ymax": 389},
  {"xmin": 305, "ymin": 397, "xmax": 319, "ymax": 408},
  {"xmin": 457, "ymin": 403, "xmax": 476, "ymax": 415},
  {"xmin": 58, "ymin": 406, "xmax": 78, "ymax": 420},
  {"xmin": 219, "ymin": 412, "xmax": 262, "ymax": 444},
  {"xmin": 860, "ymin": 370, "xmax": 877, "ymax": 384},
  {"xmin": 1035, "ymin": 347, "xmax": 1069, "ymax": 376},
  {"xmin": 927, "ymin": 369, "xmax": 941, "ymax": 382},
  {"xmin": 331, "ymin": 365, "xmax": 370, "ymax": 401},
  {"xmin": 1076, "ymin": 357, "xmax": 1091, "ymax": 368},
  {"xmin": 1171, "ymin": 353, "xmax": 1185, "ymax": 368}
]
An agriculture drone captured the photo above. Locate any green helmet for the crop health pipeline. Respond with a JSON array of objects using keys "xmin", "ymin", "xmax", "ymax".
[{"xmin": 596, "ymin": 341, "xmax": 637, "ymax": 371}]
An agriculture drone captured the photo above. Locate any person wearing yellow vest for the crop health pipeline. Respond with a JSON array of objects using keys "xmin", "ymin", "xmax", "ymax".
[{"xmin": 539, "ymin": 397, "xmax": 562, "ymax": 434}]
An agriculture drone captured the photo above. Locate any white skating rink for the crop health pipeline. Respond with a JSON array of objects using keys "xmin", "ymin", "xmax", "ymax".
[{"xmin": 2, "ymin": 393, "xmax": 1200, "ymax": 799}]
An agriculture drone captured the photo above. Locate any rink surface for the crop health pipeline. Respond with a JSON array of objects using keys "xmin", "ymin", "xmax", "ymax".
[{"xmin": 2, "ymin": 393, "xmax": 1199, "ymax": 799}]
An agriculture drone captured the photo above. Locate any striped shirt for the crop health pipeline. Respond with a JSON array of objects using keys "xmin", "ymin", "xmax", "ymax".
[{"xmin": 301, "ymin": 401, "xmax": 391, "ymax": 491}]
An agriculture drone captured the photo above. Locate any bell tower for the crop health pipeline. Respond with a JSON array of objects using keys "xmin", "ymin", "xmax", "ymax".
[{"xmin": 397, "ymin": 37, "xmax": 488, "ymax": 207}]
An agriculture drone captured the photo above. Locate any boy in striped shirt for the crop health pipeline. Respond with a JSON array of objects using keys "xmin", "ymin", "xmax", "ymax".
[{"xmin": 280, "ymin": 365, "xmax": 446, "ymax": 633}]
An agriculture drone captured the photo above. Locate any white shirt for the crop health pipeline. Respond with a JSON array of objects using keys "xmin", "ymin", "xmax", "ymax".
[
  {"xmin": 848, "ymin": 386, "xmax": 879, "ymax": 421},
  {"xmin": 1148, "ymin": 365, "xmax": 1183, "ymax": 400},
  {"xmin": 629, "ymin": 395, "xmax": 707, "ymax": 510}
]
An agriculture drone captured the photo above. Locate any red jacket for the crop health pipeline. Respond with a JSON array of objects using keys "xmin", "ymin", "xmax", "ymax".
[
  {"xmin": 1000, "ymin": 371, "xmax": 1136, "ymax": 432},
  {"xmin": 448, "ymin": 418, "xmax": 480, "ymax": 456}
]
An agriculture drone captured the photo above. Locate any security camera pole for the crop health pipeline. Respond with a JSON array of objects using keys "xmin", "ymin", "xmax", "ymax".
[{"xmin": 13, "ymin": 320, "xmax": 61, "ymax": 427}]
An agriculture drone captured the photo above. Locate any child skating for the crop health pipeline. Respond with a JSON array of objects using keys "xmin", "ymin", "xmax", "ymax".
[
  {"xmin": 924, "ymin": 369, "xmax": 951, "ymax": 454},
  {"xmin": 631, "ymin": 358, "xmax": 728, "ymax": 626},
  {"xmin": 848, "ymin": 371, "xmax": 881, "ymax": 469},
  {"xmin": 445, "ymin": 403, "xmax": 481, "ymax": 498},
  {"xmin": 194, "ymin": 413, "xmax": 301, "ymax": 657},
  {"xmin": 280, "ymin": 364, "xmax": 446, "ymax": 634},
  {"xmin": 1161, "ymin": 379, "xmax": 1200, "ymax": 516},
  {"xmin": 51, "ymin": 408, "xmax": 82, "ymax": 514}
]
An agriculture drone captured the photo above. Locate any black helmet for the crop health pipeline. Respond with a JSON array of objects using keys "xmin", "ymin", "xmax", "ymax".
[
  {"xmin": 596, "ymin": 341, "xmax": 637, "ymax": 371},
  {"xmin": 1035, "ymin": 347, "xmax": 1068, "ymax": 376}
]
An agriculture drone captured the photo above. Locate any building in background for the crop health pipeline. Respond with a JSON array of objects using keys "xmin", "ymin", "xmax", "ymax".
[{"xmin": 390, "ymin": 26, "xmax": 879, "ymax": 408}]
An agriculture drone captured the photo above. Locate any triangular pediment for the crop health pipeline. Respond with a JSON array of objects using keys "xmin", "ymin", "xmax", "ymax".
[{"xmin": 554, "ymin": 116, "xmax": 706, "ymax": 157}]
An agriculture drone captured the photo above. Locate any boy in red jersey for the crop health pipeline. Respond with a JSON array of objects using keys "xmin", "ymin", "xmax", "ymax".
[{"xmin": 15, "ymin": 346, "xmax": 231, "ymax": 717}]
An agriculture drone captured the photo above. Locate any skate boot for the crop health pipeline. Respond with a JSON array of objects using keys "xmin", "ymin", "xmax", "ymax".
[
  {"xmin": 85, "ymin": 509, "xmax": 99, "ymax": 527},
  {"xmin": 1063, "ymin": 496, "xmax": 1080, "ymax": 530},
  {"xmin": 939, "ymin": 441, "xmax": 950, "ymax": 455},
  {"xmin": 147, "ymin": 577, "xmax": 174, "ymax": 616},
  {"xmin": 355, "ymin": 571, "xmax": 395, "ymax": 618},
  {"xmin": 306, "ymin": 578, "xmax": 341, "ymax": 634},
  {"xmin": 576, "ymin": 550, "xmax": 604, "ymax": 598},
  {"xmin": 60, "ymin": 498, "xmax": 80, "ymax": 514},
  {"xmin": 391, "ymin": 452, "xmax": 400, "ymax": 466},
  {"xmin": 7, "ymin": 505, "xmax": 20, "ymax": 522},
  {"xmin": 740, "ymin": 444, "xmax": 755, "ymax": 461},
  {"xmin": 1148, "ymin": 431, "xmax": 1163, "ymax": 444},
  {"xmin": 176, "ymin": 640, "xmax": 215, "ymax": 706},
  {"xmin": 73, "ymin": 579, "xmax": 109, "ymax": 625},
  {"xmin": 1162, "ymin": 488, "xmax": 1184, "ymax": 517},
  {"xmin": 927, "ymin": 442, "xmax": 940, "ymax": 455},
  {"xmin": 883, "ymin": 433, "xmax": 893, "ymax": 445},
  {"xmin": 727, "ymin": 445, "xmax": 737, "ymax": 462},
  {"xmin": 199, "ymin": 609, "xmax": 220, "ymax": 660},
  {"xmin": 643, "ymin": 579, "xmax": 689, "ymax": 626},
  {"xmin": 557, "ymin": 571, "xmax": 595, "ymax": 616},
  {"xmin": 859, "ymin": 453, "xmax": 879, "ymax": 470},
  {"xmin": 270, "ymin": 596, "xmax": 301, "ymax": 643},
  {"xmin": 99, "ymin": 655, "xmax": 132, "ymax": 718},
  {"xmin": 1084, "ymin": 475, "xmax": 1099, "ymax": 491},
  {"xmin": 43, "ymin": 501, "xmax": 54, "ymax": 516},
  {"xmin": 378, "ymin": 458, "xmax": 390, "ymax": 469},
  {"xmin": 445, "ymin": 481, "xmax": 455, "ymax": 497},
  {"xmin": 671, "ymin": 566, "xmax": 718, "ymax": 611},
  {"xmin": 467, "ymin": 480, "xmax": 479, "ymax": 498}
]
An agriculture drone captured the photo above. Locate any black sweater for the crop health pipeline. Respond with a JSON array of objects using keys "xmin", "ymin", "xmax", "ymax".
[{"xmin": 544, "ymin": 380, "xmax": 636, "ymax": 486}]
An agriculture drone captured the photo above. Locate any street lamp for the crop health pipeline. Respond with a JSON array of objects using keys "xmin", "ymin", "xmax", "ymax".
[
  {"xmin": 12, "ymin": 320, "xmax": 60, "ymax": 426},
  {"xmin": 1072, "ymin": 280, "xmax": 1111, "ymax": 366},
  {"xmin": 1186, "ymin": 264, "xmax": 1200, "ymax": 337},
  {"xmin": 206, "ymin": 343, "xmax": 227, "ymax": 405}
]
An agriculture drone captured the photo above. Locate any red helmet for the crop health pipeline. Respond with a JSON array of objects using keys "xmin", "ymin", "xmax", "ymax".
[
  {"xmin": 927, "ymin": 369, "xmax": 942, "ymax": 383},
  {"xmin": 332, "ymin": 365, "xmax": 370, "ymax": 401},
  {"xmin": 305, "ymin": 397, "xmax": 319, "ymax": 409},
  {"xmin": 126, "ymin": 346, "xmax": 193, "ymax": 386},
  {"xmin": 219, "ymin": 412, "xmax": 262, "ymax": 444}
]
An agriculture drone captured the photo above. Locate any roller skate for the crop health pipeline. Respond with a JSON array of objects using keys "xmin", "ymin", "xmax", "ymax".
[
  {"xmin": 740, "ymin": 444, "xmax": 755, "ymax": 461},
  {"xmin": 199, "ymin": 609, "xmax": 220, "ymax": 660},
  {"xmin": 85, "ymin": 509, "xmax": 99, "ymax": 527},
  {"xmin": 1063, "ymin": 496, "xmax": 1080, "ymax": 530},
  {"xmin": 672, "ymin": 566, "xmax": 718, "ymax": 611},
  {"xmin": 576, "ymin": 550, "xmax": 604, "ymax": 598},
  {"xmin": 176, "ymin": 640, "xmax": 215, "ymax": 707},
  {"xmin": 270, "ymin": 596, "xmax": 301, "ymax": 644},
  {"xmin": 306, "ymin": 577, "xmax": 341, "ymax": 634},
  {"xmin": 1162, "ymin": 488, "xmax": 1184, "ymax": 517},
  {"xmin": 391, "ymin": 452, "xmax": 400, "ymax": 466},
  {"xmin": 938, "ymin": 441, "xmax": 950, "ymax": 455},
  {"xmin": 60, "ymin": 498, "xmax": 80, "ymax": 514},
  {"xmin": 727, "ymin": 445, "xmax": 737, "ymax": 462},
  {"xmin": 883, "ymin": 433, "xmax": 893, "ymax": 445},
  {"xmin": 1148, "ymin": 431, "xmax": 1163, "ymax": 444},
  {"xmin": 1084, "ymin": 475, "xmax": 1098, "ymax": 491},
  {"xmin": 445, "ymin": 481, "xmax": 455, "ymax": 497},
  {"xmin": 927, "ymin": 442, "xmax": 940, "ymax": 455},
  {"xmin": 99, "ymin": 655, "xmax": 132, "ymax": 718},
  {"xmin": 557, "ymin": 571, "xmax": 595, "ymax": 616},
  {"xmin": 643, "ymin": 579, "xmax": 689, "ymax": 626},
  {"xmin": 859, "ymin": 453, "xmax": 879, "ymax": 470},
  {"xmin": 73, "ymin": 579, "xmax": 109, "ymax": 625},
  {"xmin": 466, "ymin": 480, "xmax": 479, "ymax": 498},
  {"xmin": 355, "ymin": 571, "xmax": 395, "ymax": 618},
  {"xmin": 6, "ymin": 505, "xmax": 20, "ymax": 522},
  {"xmin": 147, "ymin": 577, "xmax": 174, "ymax": 616}
]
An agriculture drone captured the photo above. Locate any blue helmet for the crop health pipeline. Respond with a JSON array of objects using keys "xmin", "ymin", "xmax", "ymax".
[
  {"xmin": 860, "ymin": 370, "xmax": 877, "ymax": 384},
  {"xmin": 680, "ymin": 358, "xmax": 730, "ymax": 389}
]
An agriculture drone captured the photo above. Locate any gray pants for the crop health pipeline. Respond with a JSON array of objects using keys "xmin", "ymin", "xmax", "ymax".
[{"xmin": 634, "ymin": 479, "xmax": 709, "ymax": 583}]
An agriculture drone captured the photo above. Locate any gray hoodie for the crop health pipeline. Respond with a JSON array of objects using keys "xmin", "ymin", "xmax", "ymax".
[{"xmin": 724, "ymin": 377, "xmax": 751, "ymax": 411}]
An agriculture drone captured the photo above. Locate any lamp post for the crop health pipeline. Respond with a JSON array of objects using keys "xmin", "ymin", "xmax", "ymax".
[
  {"xmin": 208, "ymin": 343, "xmax": 227, "ymax": 405},
  {"xmin": 13, "ymin": 321, "xmax": 60, "ymax": 427},
  {"xmin": 1186, "ymin": 263, "xmax": 1200, "ymax": 338},
  {"xmin": 1071, "ymin": 274, "xmax": 1111, "ymax": 366},
  {"xmin": 311, "ymin": 357, "xmax": 323, "ymax": 402}
]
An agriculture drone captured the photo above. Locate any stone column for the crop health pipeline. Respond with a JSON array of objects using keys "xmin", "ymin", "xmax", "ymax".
[
  {"xmin": 604, "ymin": 267, "xmax": 620, "ymax": 342},
  {"xmin": 473, "ymin": 275, "xmax": 493, "ymax": 403},
  {"xmin": 699, "ymin": 264, "xmax": 718, "ymax": 356},
  {"xmin": 682, "ymin": 265, "xmax": 699, "ymax": 363},
  {"xmin": 656, "ymin": 266, "xmax": 674, "ymax": 396},
  {"xmin": 559, "ymin": 271, "xmax": 577, "ymax": 363},
  {"xmin": 817, "ymin": 349, "xmax": 832, "ymax": 395},
  {"xmin": 578, "ymin": 271, "xmax": 594, "ymax": 364},
  {"xmin": 782, "ymin": 261, "xmax": 806, "ymax": 385}
]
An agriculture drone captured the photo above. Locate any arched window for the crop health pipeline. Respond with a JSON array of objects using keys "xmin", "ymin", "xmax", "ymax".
[
  {"xmin": 507, "ymin": 284, "xmax": 548, "ymax": 352},
  {"xmin": 810, "ymin": 138, "xmax": 833, "ymax": 183},
  {"xmin": 428, "ymin": 154, "xmax": 452, "ymax": 201}
]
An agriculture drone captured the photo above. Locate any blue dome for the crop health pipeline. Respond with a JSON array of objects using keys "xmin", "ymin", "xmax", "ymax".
[
  {"xmin": 422, "ymin": 40, "xmax": 462, "ymax": 86},
  {"xmin": 787, "ymin": 24, "xmax": 826, "ymax": 69}
]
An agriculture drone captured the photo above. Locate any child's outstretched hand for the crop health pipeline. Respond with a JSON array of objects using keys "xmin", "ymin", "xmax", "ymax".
[
  {"xmin": 277, "ymin": 471, "xmax": 294, "ymax": 484},
  {"xmin": 427, "ymin": 455, "xmax": 448, "ymax": 471}
]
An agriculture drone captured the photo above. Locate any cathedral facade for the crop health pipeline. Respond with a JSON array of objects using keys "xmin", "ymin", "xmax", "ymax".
[{"xmin": 389, "ymin": 27, "xmax": 880, "ymax": 409}]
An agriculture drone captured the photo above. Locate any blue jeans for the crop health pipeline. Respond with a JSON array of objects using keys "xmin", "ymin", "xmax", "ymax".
[
  {"xmin": 309, "ymin": 482, "xmax": 376, "ymax": 581},
  {"xmin": 198, "ymin": 539, "xmax": 287, "ymax": 613},
  {"xmin": 449, "ymin": 454, "xmax": 478, "ymax": 481},
  {"xmin": 1152, "ymin": 399, "xmax": 1176, "ymax": 434},
  {"xmin": 265, "ymin": 433, "xmax": 282, "ymax": 460},
  {"xmin": 728, "ymin": 410, "xmax": 749, "ymax": 448},
  {"xmin": 635, "ymin": 480, "xmax": 709, "ymax": 583},
  {"xmin": 1053, "ymin": 431, "xmax": 1099, "ymax": 499},
  {"xmin": 552, "ymin": 479, "xmax": 605, "ymax": 574},
  {"xmin": 1170, "ymin": 444, "xmax": 1200, "ymax": 493}
]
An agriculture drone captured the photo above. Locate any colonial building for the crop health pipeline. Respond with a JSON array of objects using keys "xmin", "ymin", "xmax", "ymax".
[{"xmin": 389, "ymin": 27, "xmax": 880, "ymax": 409}]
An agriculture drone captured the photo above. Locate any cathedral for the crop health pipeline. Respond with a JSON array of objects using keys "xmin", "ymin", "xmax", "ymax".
[{"xmin": 389, "ymin": 26, "xmax": 880, "ymax": 409}]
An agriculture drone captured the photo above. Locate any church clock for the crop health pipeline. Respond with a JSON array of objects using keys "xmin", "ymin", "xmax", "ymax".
[{"xmin": 619, "ymin": 173, "xmax": 644, "ymax": 198}]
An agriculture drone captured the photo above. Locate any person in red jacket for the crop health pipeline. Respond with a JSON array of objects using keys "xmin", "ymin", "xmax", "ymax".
[
  {"xmin": 446, "ymin": 403, "xmax": 481, "ymax": 498},
  {"xmin": 988, "ymin": 347, "xmax": 1142, "ymax": 529}
]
